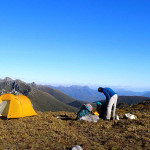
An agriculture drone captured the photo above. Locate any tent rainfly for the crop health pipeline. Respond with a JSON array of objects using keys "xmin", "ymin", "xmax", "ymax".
[{"xmin": 0, "ymin": 94, "xmax": 37, "ymax": 118}]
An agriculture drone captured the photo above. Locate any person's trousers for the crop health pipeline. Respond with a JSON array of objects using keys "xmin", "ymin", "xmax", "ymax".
[{"xmin": 106, "ymin": 94, "xmax": 118, "ymax": 120}]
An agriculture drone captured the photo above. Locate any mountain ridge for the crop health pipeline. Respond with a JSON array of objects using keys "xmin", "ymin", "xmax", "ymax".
[
  {"xmin": 0, "ymin": 77, "xmax": 80, "ymax": 112},
  {"xmin": 0, "ymin": 77, "xmax": 149, "ymax": 112},
  {"xmin": 47, "ymin": 85, "xmax": 149, "ymax": 102}
]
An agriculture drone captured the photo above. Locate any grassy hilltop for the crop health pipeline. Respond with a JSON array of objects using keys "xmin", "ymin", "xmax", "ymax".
[{"xmin": 0, "ymin": 100, "xmax": 149, "ymax": 150}]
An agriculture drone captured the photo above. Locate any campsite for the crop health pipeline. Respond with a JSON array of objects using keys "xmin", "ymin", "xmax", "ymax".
[
  {"xmin": 1, "ymin": 0, "xmax": 150, "ymax": 149},
  {"xmin": 0, "ymin": 93, "xmax": 149, "ymax": 149},
  {"xmin": 0, "ymin": 78, "xmax": 150, "ymax": 149}
]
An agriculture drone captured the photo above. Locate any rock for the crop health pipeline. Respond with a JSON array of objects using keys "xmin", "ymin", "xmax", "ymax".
[
  {"xmin": 116, "ymin": 115, "xmax": 120, "ymax": 120},
  {"xmin": 0, "ymin": 78, "xmax": 31, "ymax": 96},
  {"xmin": 124, "ymin": 113, "xmax": 136, "ymax": 119},
  {"xmin": 12, "ymin": 80, "xmax": 31, "ymax": 96},
  {"xmin": 4, "ymin": 77, "xmax": 13, "ymax": 82},
  {"xmin": 30, "ymin": 82, "xmax": 37, "ymax": 88},
  {"xmin": 79, "ymin": 114, "xmax": 99, "ymax": 123},
  {"xmin": 72, "ymin": 145, "xmax": 83, "ymax": 150}
]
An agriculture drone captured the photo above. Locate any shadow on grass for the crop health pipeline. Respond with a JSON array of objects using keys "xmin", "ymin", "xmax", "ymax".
[
  {"xmin": 0, "ymin": 116, "xmax": 20, "ymax": 120},
  {"xmin": 0, "ymin": 116, "xmax": 9, "ymax": 120},
  {"xmin": 59, "ymin": 115, "xmax": 77, "ymax": 121}
]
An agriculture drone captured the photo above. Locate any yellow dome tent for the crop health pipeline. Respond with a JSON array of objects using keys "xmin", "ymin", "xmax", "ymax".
[{"xmin": 0, "ymin": 94, "xmax": 37, "ymax": 118}]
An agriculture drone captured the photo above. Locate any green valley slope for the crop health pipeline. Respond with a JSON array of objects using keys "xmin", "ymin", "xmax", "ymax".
[
  {"xmin": 38, "ymin": 85, "xmax": 87, "ymax": 109},
  {"xmin": 28, "ymin": 88, "xmax": 78, "ymax": 112}
]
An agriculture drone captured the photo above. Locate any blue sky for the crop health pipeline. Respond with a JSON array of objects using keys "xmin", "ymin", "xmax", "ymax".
[{"xmin": 0, "ymin": 0, "xmax": 150, "ymax": 91}]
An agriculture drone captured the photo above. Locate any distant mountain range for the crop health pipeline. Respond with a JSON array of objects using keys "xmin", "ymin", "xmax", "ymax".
[
  {"xmin": 143, "ymin": 91, "xmax": 150, "ymax": 97},
  {"xmin": 49, "ymin": 85, "xmax": 102, "ymax": 102},
  {"xmin": 0, "ymin": 77, "xmax": 149, "ymax": 112},
  {"xmin": 48, "ymin": 85, "xmax": 150, "ymax": 102}
]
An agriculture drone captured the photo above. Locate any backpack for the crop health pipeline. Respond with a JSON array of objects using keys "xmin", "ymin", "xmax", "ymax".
[{"xmin": 77, "ymin": 104, "xmax": 93, "ymax": 118}]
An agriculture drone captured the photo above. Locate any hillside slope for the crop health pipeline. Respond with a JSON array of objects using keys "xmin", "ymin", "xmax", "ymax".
[
  {"xmin": 38, "ymin": 85, "xmax": 87, "ymax": 109},
  {"xmin": 117, "ymin": 96, "xmax": 149, "ymax": 105},
  {"xmin": 0, "ymin": 100, "xmax": 149, "ymax": 150},
  {"xmin": 0, "ymin": 77, "xmax": 78, "ymax": 112},
  {"xmin": 28, "ymin": 88, "xmax": 78, "ymax": 112}
]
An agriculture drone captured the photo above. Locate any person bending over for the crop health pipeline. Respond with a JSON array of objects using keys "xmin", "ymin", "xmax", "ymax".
[{"xmin": 98, "ymin": 87, "xmax": 118, "ymax": 120}]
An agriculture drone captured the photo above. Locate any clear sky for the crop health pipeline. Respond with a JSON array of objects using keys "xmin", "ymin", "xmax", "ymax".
[{"xmin": 0, "ymin": 0, "xmax": 150, "ymax": 91}]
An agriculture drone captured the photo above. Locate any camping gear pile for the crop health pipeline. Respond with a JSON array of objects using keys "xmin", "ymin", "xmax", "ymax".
[
  {"xmin": 77, "ymin": 104, "xmax": 93, "ymax": 118},
  {"xmin": 77, "ymin": 103, "xmax": 99, "ymax": 122},
  {"xmin": 77, "ymin": 102, "xmax": 137, "ymax": 122}
]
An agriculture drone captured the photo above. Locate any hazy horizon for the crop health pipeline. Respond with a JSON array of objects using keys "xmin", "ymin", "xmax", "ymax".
[
  {"xmin": 44, "ymin": 83, "xmax": 150, "ymax": 92},
  {"xmin": 1, "ymin": 76, "xmax": 150, "ymax": 92}
]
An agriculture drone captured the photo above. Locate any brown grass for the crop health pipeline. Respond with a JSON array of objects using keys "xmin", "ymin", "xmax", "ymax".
[{"xmin": 0, "ymin": 103, "xmax": 149, "ymax": 150}]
